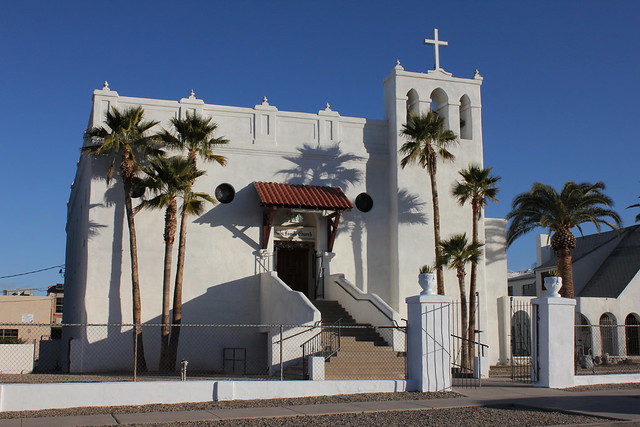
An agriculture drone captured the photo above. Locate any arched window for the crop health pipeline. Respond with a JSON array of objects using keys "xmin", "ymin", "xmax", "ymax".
[
  {"xmin": 599, "ymin": 313, "xmax": 617, "ymax": 356},
  {"xmin": 625, "ymin": 313, "xmax": 640, "ymax": 356},
  {"xmin": 429, "ymin": 88, "xmax": 449, "ymax": 130},
  {"xmin": 459, "ymin": 95, "xmax": 472, "ymax": 139},
  {"xmin": 511, "ymin": 310, "xmax": 531, "ymax": 357},
  {"xmin": 406, "ymin": 89, "xmax": 419, "ymax": 121},
  {"xmin": 575, "ymin": 313, "xmax": 592, "ymax": 357}
]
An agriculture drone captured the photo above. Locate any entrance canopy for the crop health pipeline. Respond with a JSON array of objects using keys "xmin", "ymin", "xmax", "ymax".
[
  {"xmin": 253, "ymin": 182, "xmax": 353, "ymax": 251},
  {"xmin": 253, "ymin": 181, "xmax": 353, "ymax": 211}
]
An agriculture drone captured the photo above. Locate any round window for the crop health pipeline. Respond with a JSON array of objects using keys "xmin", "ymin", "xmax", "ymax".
[
  {"xmin": 215, "ymin": 183, "xmax": 235, "ymax": 204},
  {"xmin": 355, "ymin": 193, "xmax": 373, "ymax": 212}
]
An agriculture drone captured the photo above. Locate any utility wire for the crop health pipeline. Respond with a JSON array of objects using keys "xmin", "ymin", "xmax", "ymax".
[{"xmin": 0, "ymin": 265, "xmax": 64, "ymax": 279}]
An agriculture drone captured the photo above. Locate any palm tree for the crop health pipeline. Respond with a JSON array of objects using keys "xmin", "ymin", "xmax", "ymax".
[
  {"xmin": 507, "ymin": 181, "xmax": 621, "ymax": 298},
  {"xmin": 156, "ymin": 112, "xmax": 228, "ymax": 368},
  {"xmin": 166, "ymin": 189, "xmax": 217, "ymax": 367},
  {"xmin": 452, "ymin": 165, "xmax": 500, "ymax": 348},
  {"xmin": 83, "ymin": 106, "xmax": 159, "ymax": 372},
  {"xmin": 438, "ymin": 233, "xmax": 483, "ymax": 371},
  {"xmin": 138, "ymin": 156, "xmax": 205, "ymax": 370},
  {"xmin": 400, "ymin": 111, "xmax": 457, "ymax": 294}
]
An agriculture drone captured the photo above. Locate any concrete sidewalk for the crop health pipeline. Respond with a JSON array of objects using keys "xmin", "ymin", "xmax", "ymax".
[{"xmin": 0, "ymin": 381, "xmax": 638, "ymax": 426}]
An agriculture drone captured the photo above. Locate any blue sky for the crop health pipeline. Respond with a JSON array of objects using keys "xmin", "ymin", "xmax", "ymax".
[{"xmin": 1, "ymin": 1, "xmax": 639, "ymax": 292}]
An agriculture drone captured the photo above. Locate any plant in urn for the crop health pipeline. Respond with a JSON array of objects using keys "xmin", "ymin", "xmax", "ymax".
[
  {"xmin": 418, "ymin": 265, "xmax": 436, "ymax": 296},
  {"xmin": 544, "ymin": 270, "xmax": 562, "ymax": 297}
]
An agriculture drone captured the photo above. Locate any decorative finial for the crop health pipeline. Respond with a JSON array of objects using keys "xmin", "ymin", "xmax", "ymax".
[
  {"xmin": 396, "ymin": 59, "xmax": 401, "ymax": 66},
  {"xmin": 262, "ymin": 96, "xmax": 269, "ymax": 105},
  {"xmin": 102, "ymin": 81, "xmax": 110, "ymax": 91},
  {"xmin": 394, "ymin": 60, "xmax": 404, "ymax": 71},
  {"xmin": 189, "ymin": 89, "xmax": 196, "ymax": 99},
  {"xmin": 474, "ymin": 69, "xmax": 483, "ymax": 80},
  {"xmin": 325, "ymin": 102, "xmax": 331, "ymax": 111}
]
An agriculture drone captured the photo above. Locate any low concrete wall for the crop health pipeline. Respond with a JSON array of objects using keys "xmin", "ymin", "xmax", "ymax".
[
  {"xmin": 260, "ymin": 272, "xmax": 320, "ymax": 325},
  {"xmin": 0, "ymin": 380, "xmax": 408, "ymax": 412},
  {"xmin": 216, "ymin": 380, "xmax": 407, "ymax": 401},
  {"xmin": 573, "ymin": 373, "xmax": 640, "ymax": 386}
]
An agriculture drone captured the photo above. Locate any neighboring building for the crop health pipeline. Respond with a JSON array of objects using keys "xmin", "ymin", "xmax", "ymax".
[
  {"xmin": 507, "ymin": 270, "xmax": 535, "ymax": 296},
  {"xmin": 534, "ymin": 225, "xmax": 640, "ymax": 329},
  {"xmin": 0, "ymin": 294, "xmax": 55, "ymax": 343},
  {"xmin": 3, "ymin": 288, "xmax": 36, "ymax": 296},
  {"xmin": 505, "ymin": 225, "xmax": 640, "ymax": 362},
  {"xmin": 63, "ymin": 38, "xmax": 508, "ymax": 372},
  {"xmin": 47, "ymin": 283, "xmax": 64, "ymax": 324}
]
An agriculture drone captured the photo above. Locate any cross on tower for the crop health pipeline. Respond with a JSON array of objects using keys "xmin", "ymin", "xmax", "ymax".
[{"xmin": 424, "ymin": 28, "xmax": 448, "ymax": 70}]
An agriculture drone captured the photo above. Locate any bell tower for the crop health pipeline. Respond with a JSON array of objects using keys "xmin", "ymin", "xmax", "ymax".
[{"xmin": 383, "ymin": 29, "xmax": 485, "ymax": 311}]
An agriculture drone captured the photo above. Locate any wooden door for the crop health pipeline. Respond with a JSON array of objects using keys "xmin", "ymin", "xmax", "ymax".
[{"xmin": 276, "ymin": 245, "xmax": 310, "ymax": 296}]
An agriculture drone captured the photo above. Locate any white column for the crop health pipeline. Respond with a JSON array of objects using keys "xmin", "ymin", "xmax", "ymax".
[
  {"xmin": 406, "ymin": 294, "xmax": 452, "ymax": 392},
  {"xmin": 533, "ymin": 295, "xmax": 576, "ymax": 388}
]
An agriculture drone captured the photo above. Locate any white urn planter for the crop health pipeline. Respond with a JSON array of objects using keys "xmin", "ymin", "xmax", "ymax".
[
  {"xmin": 418, "ymin": 273, "xmax": 437, "ymax": 296},
  {"xmin": 544, "ymin": 276, "xmax": 563, "ymax": 297}
]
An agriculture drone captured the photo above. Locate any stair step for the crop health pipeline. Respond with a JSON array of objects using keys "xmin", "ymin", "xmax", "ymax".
[{"xmin": 309, "ymin": 299, "xmax": 405, "ymax": 380}]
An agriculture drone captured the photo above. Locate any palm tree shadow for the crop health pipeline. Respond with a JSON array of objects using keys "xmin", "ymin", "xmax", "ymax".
[
  {"xmin": 277, "ymin": 143, "xmax": 363, "ymax": 189},
  {"xmin": 397, "ymin": 189, "xmax": 428, "ymax": 225},
  {"xmin": 194, "ymin": 185, "xmax": 261, "ymax": 251},
  {"xmin": 87, "ymin": 156, "xmax": 127, "ymax": 325}
]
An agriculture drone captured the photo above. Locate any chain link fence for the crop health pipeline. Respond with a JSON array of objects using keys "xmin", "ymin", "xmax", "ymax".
[
  {"xmin": 0, "ymin": 323, "xmax": 406, "ymax": 383},
  {"xmin": 575, "ymin": 324, "xmax": 640, "ymax": 375}
]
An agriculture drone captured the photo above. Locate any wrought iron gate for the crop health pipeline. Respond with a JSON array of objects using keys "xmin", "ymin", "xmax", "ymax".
[
  {"xmin": 450, "ymin": 293, "xmax": 487, "ymax": 388},
  {"xmin": 509, "ymin": 297, "xmax": 538, "ymax": 383}
]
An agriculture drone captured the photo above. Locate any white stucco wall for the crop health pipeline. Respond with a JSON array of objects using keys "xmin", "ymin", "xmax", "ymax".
[{"xmin": 64, "ymin": 64, "xmax": 508, "ymax": 371}]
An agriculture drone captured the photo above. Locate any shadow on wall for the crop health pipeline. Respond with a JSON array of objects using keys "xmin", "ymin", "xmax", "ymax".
[
  {"xmin": 62, "ymin": 275, "xmax": 268, "ymax": 375},
  {"xmin": 194, "ymin": 184, "xmax": 261, "ymax": 250},
  {"xmin": 397, "ymin": 189, "xmax": 428, "ymax": 226},
  {"xmin": 484, "ymin": 219, "xmax": 507, "ymax": 265},
  {"xmin": 277, "ymin": 143, "xmax": 363, "ymax": 189}
]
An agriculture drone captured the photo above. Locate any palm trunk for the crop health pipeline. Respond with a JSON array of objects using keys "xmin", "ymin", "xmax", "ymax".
[
  {"xmin": 429, "ymin": 171, "xmax": 445, "ymax": 294},
  {"xmin": 159, "ymin": 200, "xmax": 177, "ymax": 371},
  {"xmin": 556, "ymin": 248, "xmax": 575, "ymax": 298},
  {"xmin": 468, "ymin": 205, "xmax": 479, "ymax": 362},
  {"xmin": 457, "ymin": 269, "xmax": 469, "ymax": 371},
  {"xmin": 122, "ymin": 154, "xmax": 147, "ymax": 372},
  {"xmin": 168, "ymin": 207, "xmax": 188, "ymax": 369}
]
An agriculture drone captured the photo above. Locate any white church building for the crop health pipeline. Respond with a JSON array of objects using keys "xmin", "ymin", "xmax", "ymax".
[{"xmin": 63, "ymin": 33, "xmax": 509, "ymax": 374}]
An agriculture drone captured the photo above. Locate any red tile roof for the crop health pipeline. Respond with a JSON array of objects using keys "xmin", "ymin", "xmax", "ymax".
[{"xmin": 254, "ymin": 182, "xmax": 353, "ymax": 211}]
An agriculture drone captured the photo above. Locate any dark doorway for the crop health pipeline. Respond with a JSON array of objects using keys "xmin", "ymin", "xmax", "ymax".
[
  {"xmin": 275, "ymin": 242, "xmax": 313, "ymax": 297},
  {"xmin": 626, "ymin": 314, "xmax": 640, "ymax": 356}
]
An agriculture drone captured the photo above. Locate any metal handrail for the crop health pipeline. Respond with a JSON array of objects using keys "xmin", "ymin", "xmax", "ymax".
[{"xmin": 301, "ymin": 319, "xmax": 342, "ymax": 379}]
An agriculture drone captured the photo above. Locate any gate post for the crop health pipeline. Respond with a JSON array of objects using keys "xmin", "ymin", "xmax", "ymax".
[
  {"xmin": 532, "ymin": 294, "xmax": 576, "ymax": 388},
  {"xmin": 406, "ymin": 294, "xmax": 452, "ymax": 392}
]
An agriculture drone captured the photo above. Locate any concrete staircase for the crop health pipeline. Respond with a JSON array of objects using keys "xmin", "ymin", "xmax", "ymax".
[{"xmin": 311, "ymin": 300, "xmax": 406, "ymax": 380}]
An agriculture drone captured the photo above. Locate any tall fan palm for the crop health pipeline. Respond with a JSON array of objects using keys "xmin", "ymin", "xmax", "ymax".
[
  {"xmin": 156, "ymin": 112, "xmax": 228, "ymax": 368},
  {"xmin": 166, "ymin": 189, "xmax": 216, "ymax": 366},
  {"xmin": 83, "ymin": 106, "xmax": 159, "ymax": 372},
  {"xmin": 138, "ymin": 156, "xmax": 205, "ymax": 370},
  {"xmin": 438, "ymin": 233, "xmax": 483, "ymax": 371},
  {"xmin": 452, "ymin": 165, "xmax": 500, "ymax": 348},
  {"xmin": 400, "ymin": 111, "xmax": 457, "ymax": 294},
  {"xmin": 507, "ymin": 181, "xmax": 621, "ymax": 298}
]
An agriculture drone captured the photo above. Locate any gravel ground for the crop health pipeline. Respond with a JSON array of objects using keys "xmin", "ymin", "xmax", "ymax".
[{"xmin": 117, "ymin": 406, "xmax": 612, "ymax": 427}]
